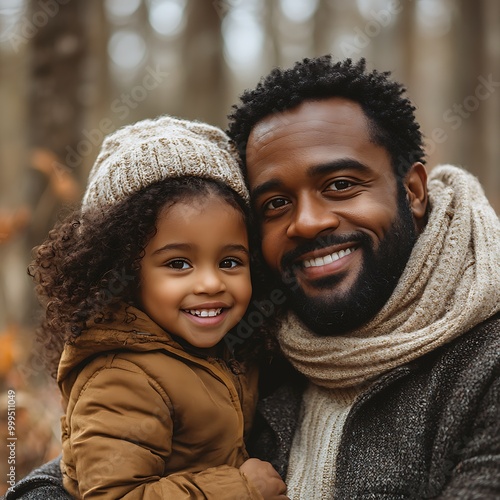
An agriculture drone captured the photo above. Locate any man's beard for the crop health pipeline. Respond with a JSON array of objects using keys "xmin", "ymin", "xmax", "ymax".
[{"xmin": 279, "ymin": 185, "xmax": 418, "ymax": 336}]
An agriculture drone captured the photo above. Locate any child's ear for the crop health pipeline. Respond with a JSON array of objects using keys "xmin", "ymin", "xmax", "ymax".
[{"xmin": 405, "ymin": 162, "xmax": 428, "ymax": 225}]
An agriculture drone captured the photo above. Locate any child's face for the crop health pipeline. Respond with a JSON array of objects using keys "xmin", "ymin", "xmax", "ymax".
[{"xmin": 139, "ymin": 195, "xmax": 252, "ymax": 349}]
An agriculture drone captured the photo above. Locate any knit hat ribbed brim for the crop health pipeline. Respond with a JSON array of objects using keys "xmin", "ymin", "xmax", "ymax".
[{"xmin": 81, "ymin": 115, "xmax": 249, "ymax": 211}]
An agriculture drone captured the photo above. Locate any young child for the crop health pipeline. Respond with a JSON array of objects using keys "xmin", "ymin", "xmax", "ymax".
[{"xmin": 29, "ymin": 116, "xmax": 287, "ymax": 499}]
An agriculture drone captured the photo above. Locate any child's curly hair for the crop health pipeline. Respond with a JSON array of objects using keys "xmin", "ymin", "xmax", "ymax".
[{"xmin": 29, "ymin": 176, "xmax": 277, "ymax": 377}]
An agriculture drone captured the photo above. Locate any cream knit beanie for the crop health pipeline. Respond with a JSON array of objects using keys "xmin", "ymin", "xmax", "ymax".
[{"xmin": 81, "ymin": 115, "xmax": 249, "ymax": 211}]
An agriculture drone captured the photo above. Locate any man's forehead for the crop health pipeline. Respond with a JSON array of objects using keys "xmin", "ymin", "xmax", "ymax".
[
  {"xmin": 248, "ymin": 98, "xmax": 368, "ymax": 143},
  {"xmin": 246, "ymin": 98, "xmax": 371, "ymax": 165}
]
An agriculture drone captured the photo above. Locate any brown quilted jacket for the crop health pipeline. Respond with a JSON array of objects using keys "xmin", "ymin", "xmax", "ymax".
[{"xmin": 58, "ymin": 306, "xmax": 260, "ymax": 499}]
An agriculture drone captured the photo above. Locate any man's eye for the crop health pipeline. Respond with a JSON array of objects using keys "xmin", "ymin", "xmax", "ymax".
[
  {"xmin": 263, "ymin": 197, "xmax": 289, "ymax": 211},
  {"xmin": 219, "ymin": 258, "xmax": 240, "ymax": 269},
  {"xmin": 167, "ymin": 260, "xmax": 190, "ymax": 270},
  {"xmin": 329, "ymin": 180, "xmax": 353, "ymax": 191}
]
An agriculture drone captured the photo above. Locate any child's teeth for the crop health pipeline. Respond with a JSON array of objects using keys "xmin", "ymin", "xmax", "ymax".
[{"xmin": 189, "ymin": 308, "xmax": 222, "ymax": 317}]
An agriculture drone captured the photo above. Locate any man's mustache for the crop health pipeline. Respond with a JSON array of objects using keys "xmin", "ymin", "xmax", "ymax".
[{"xmin": 280, "ymin": 231, "xmax": 369, "ymax": 272}]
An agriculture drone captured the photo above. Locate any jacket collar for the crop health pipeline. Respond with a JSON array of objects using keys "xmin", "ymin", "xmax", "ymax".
[{"xmin": 57, "ymin": 305, "xmax": 184, "ymax": 384}]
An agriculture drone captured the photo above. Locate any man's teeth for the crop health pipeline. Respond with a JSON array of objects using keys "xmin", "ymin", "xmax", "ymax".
[
  {"xmin": 303, "ymin": 247, "xmax": 356, "ymax": 268},
  {"xmin": 187, "ymin": 308, "xmax": 223, "ymax": 317}
]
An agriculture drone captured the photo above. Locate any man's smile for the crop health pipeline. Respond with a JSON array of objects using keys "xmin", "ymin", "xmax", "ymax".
[
  {"xmin": 302, "ymin": 245, "xmax": 359, "ymax": 269},
  {"xmin": 292, "ymin": 244, "xmax": 361, "ymax": 283}
]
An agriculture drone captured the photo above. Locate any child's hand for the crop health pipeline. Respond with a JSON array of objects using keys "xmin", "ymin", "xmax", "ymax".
[{"xmin": 240, "ymin": 458, "xmax": 289, "ymax": 499}]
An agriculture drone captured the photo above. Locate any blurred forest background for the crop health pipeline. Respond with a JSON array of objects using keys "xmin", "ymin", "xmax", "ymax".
[{"xmin": 1, "ymin": 0, "xmax": 499, "ymax": 492}]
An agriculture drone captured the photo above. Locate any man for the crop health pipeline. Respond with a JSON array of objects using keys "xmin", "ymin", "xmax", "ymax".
[
  {"xmin": 226, "ymin": 56, "xmax": 500, "ymax": 499},
  {"xmin": 6, "ymin": 56, "xmax": 500, "ymax": 499}
]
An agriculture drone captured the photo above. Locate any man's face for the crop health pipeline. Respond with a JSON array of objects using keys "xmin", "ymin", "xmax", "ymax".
[{"xmin": 245, "ymin": 97, "xmax": 427, "ymax": 334}]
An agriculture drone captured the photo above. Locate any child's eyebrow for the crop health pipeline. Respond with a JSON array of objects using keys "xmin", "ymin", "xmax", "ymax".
[
  {"xmin": 151, "ymin": 243, "xmax": 249, "ymax": 256},
  {"xmin": 222, "ymin": 244, "xmax": 250, "ymax": 255},
  {"xmin": 152, "ymin": 243, "xmax": 192, "ymax": 255}
]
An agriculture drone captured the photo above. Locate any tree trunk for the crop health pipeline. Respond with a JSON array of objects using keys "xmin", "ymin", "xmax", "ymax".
[
  {"xmin": 27, "ymin": 0, "xmax": 86, "ymax": 242},
  {"xmin": 181, "ymin": 0, "xmax": 227, "ymax": 128}
]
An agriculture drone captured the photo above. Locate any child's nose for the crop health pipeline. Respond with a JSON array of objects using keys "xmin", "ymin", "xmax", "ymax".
[{"xmin": 193, "ymin": 269, "xmax": 226, "ymax": 295}]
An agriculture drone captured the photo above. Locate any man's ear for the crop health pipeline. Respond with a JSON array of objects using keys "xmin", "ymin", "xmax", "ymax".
[{"xmin": 405, "ymin": 162, "xmax": 428, "ymax": 225}]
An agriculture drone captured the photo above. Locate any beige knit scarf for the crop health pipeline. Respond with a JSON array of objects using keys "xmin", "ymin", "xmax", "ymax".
[{"xmin": 277, "ymin": 165, "xmax": 500, "ymax": 389}]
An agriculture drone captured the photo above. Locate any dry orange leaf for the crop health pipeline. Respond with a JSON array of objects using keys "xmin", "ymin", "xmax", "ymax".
[
  {"xmin": 0, "ymin": 325, "xmax": 19, "ymax": 376},
  {"xmin": 31, "ymin": 148, "xmax": 81, "ymax": 204},
  {"xmin": 0, "ymin": 206, "xmax": 31, "ymax": 245}
]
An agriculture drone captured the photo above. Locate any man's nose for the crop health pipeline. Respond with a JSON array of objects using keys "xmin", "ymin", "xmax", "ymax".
[
  {"xmin": 193, "ymin": 268, "xmax": 226, "ymax": 295},
  {"xmin": 286, "ymin": 196, "xmax": 340, "ymax": 240}
]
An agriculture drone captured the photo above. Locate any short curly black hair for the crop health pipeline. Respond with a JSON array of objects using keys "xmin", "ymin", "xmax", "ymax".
[{"xmin": 227, "ymin": 55, "xmax": 426, "ymax": 180}]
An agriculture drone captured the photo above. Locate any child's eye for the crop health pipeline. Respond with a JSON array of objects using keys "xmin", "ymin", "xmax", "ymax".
[
  {"xmin": 219, "ymin": 258, "xmax": 241, "ymax": 269},
  {"xmin": 167, "ymin": 259, "xmax": 191, "ymax": 270}
]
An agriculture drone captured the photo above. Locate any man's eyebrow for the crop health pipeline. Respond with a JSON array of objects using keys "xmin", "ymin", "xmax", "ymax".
[
  {"xmin": 309, "ymin": 158, "xmax": 372, "ymax": 177},
  {"xmin": 250, "ymin": 158, "xmax": 372, "ymax": 200},
  {"xmin": 251, "ymin": 179, "xmax": 284, "ymax": 200}
]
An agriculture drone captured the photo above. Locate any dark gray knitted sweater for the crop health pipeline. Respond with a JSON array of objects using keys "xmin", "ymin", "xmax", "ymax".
[
  {"xmin": 3, "ymin": 457, "xmax": 70, "ymax": 500},
  {"xmin": 250, "ymin": 312, "xmax": 500, "ymax": 499},
  {"xmin": 5, "ymin": 314, "xmax": 499, "ymax": 499}
]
